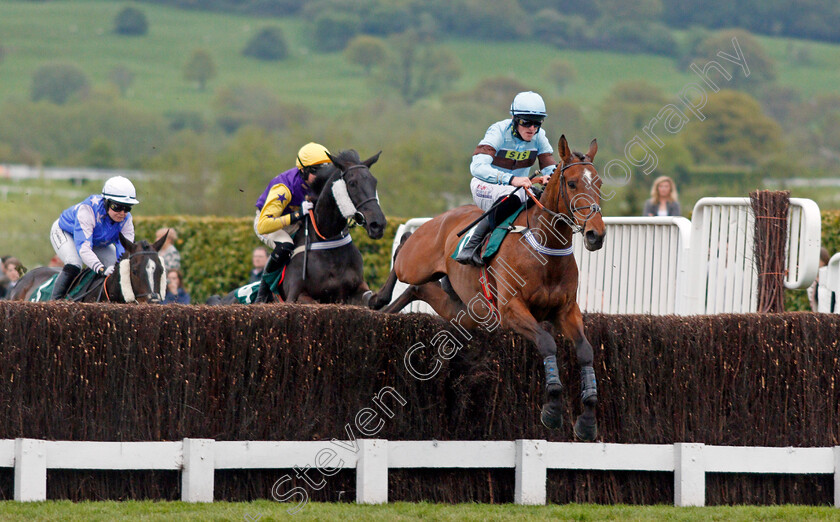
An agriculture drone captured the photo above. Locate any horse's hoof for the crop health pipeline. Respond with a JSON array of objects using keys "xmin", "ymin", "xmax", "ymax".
[
  {"xmin": 540, "ymin": 404, "xmax": 563, "ymax": 430},
  {"xmin": 573, "ymin": 417, "xmax": 598, "ymax": 441}
]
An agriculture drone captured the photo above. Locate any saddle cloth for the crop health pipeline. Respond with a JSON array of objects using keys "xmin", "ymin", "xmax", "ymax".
[
  {"xmin": 451, "ymin": 205, "xmax": 526, "ymax": 263},
  {"xmin": 29, "ymin": 269, "xmax": 99, "ymax": 302}
]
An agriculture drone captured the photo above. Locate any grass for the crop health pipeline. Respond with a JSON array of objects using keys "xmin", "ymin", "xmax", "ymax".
[{"xmin": 0, "ymin": 501, "xmax": 837, "ymax": 521}]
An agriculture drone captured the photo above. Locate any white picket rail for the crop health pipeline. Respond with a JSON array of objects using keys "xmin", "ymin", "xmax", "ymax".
[
  {"xmin": 573, "ymin": 217, "xmax": 692, "ymax": 314},
  {"xmin": 3, "ymin": 438, "xmax": 839, "ymax": 507},
  {"xmin": 389, "ymin": 198, "xmax": 822, "ymax": 315},
  {"xmin": 818, "ymin": 253, "xmax": 840, "ymax": 314}
]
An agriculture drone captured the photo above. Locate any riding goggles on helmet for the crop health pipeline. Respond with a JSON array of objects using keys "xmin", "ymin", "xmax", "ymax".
[
  {"xmin": 515, "ymin": 116, "xmax": 543, "ymax": 129},
  {"xmin": 108, "ymin": 201, "xmax": 133, "ymax": 213}
]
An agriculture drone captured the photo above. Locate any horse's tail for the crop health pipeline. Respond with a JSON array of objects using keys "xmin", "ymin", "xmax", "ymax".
[{"xmin": 368, "ymin": 232, "xmax": 412, "ymax": 311}]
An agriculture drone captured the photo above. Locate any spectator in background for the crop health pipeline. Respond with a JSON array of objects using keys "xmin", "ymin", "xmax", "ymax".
[
  {"xmin": 48, "ymin": 255, "xmax": 64, "ymax": 268},
  {"xmin": 163, "ymin": 268, "xmax": 190, "ymax": 304},
  {"xmin": 156, "ymin": 227, "xmax": 181, "ymax": 271},
  {"xmin": 643, "ymin": 176, "xmax": 681, "ymax": 217},
  {"xmin": 249, "ymin": 246, "xmax": 269, "ymax": 284},
  {"xmin": 807, "ymin": 247, "xmax": 831, "ymax": 312},
  {"xmin": 1, "ymin": 257, "xmax": 23, "ymax": 299}
]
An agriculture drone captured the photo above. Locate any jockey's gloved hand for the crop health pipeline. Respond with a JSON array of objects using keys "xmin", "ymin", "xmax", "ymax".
[
  {"xmin": 98, "ymin": 265, "xmax": 115, "ymax": 277},
  {"xmin": 301, "ymin": 200, "xmax": 314, "ymax": 213},
  {"xmin": 288, "ymin": 209, "xmax": 305, "ymax": 223}
]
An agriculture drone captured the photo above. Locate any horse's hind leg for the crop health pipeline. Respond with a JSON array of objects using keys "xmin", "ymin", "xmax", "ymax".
[
  {"xmin": 382, "ymin": 282, "xmax": 474, "ymax": 325},
  {"xmin": 557, "ymin": 304, "xmax": 598, "ymax": 441}
]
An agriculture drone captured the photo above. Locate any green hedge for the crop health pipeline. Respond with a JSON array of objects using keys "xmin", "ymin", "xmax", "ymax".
[
  {"xmin": 137, "ymin": 210, "xmax": 840, "ymax": 308},
  {"xmin": 134, "ymin": 216, "xmax": 407, "ymax": 303}
]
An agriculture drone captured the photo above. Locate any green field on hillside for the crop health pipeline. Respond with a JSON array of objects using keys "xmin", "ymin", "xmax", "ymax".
[{"xmin": 2, "ymin": 0, "xmax": 839, "ymax": 119}]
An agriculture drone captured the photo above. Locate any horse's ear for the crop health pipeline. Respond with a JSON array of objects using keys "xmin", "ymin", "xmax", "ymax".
[
  {"xmin": 363, "ymin": 151, "xmax": 382, "ymax": 168},
  {"xmin": 119, "ymin": 233, "xmax": 134, "ymax": 253},
  {"xmin": 151, "ymin": 231, "xmax": 168, "ymax": 252},
  {"xmin": 326, "ymin": 152, "xmax": 345, "ymax": 170},
  {"xmin": 587, "ymin": 139, "xmax": 598, "ymax": 160},
  {"xmin": 557, "ymin": 135, "xmax": 572, "ymax": 163}
]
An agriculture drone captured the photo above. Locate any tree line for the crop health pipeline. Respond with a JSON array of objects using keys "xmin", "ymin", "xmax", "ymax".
[{"xmin": 137, "ymin": 0, "xmax": 840, "ymax": 44}]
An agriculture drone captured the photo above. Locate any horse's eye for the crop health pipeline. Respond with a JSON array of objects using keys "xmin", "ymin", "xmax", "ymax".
[
  {"xmin": 568, "ymin": 181, "xmax": 577, "ymax": 190},
  {"xmin": 348, "ymin": 180, "xmax": 357, "ymax": 189}
]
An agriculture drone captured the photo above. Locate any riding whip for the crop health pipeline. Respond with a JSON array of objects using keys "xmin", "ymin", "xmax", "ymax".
[
  {"xmin": 303, "ymin": 212, "xmax": 310, "ymax": 280},
  {"xmin": 456, "ymin": 173, "xmax": 541, "ymax": 237}
]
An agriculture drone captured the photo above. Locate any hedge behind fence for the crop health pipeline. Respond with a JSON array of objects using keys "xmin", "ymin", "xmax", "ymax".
[
  {"xmin": 137, "ymin": 211, "xmax": 840, "ymax": 310},
  {"xmin": 133, "ymin": 216, "xmax": 407, "ymax": 304},
  {"xmin": 1, "ymin": 301, "xmax": 838, "ymax": 504}
]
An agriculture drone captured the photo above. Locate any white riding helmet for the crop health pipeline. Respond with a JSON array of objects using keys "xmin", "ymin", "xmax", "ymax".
[
  {"xmin": 510, "ymin": 91, "xmax": 547, "ymax": 121},
  {"xmin": 101, "ymin": 176, "xmax": 139, "ymax": 205}
]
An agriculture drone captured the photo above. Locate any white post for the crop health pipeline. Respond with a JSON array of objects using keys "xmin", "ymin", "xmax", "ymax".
[
  {"xmin": 14, "ymin": 438, "xmax": 46, "ymax": 501},
  {"xmin": 181, "ymin": 438, "xmax": 214, "ymax": 502},
  {"xmin": 674, "ymin": 442, "xmax": 705, "ymax": 507},
  {"xmin": 514, "ymin": 439, "xmax": 547, "ymax": 505},
  {"xmin": 834, "ymin": 446, "xmax": 840, "ymax": 508},
  {"xmin": 356, "ymin": 439, "xmax": 388, "ymax": 504}
]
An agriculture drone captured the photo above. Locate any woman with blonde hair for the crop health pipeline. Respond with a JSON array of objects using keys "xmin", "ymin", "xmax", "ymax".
[{"xmin": 643, "ymin": 175, "xmax": 681, "ymax": 217}]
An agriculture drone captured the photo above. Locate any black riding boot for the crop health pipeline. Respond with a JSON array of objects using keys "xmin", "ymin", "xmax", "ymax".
[
  {"xmin": 50, "ymin": 264, "xmax": 81, "ymax": 301},
  {"xmin": 454, "ymin": 216, "xmax": 494, "ymax": 266},
  {"xmin": 254, "ymin": 243, "xmax": 294, "ymax": 303},
  {"xmin": 455, "ymin": 194, "xmax": 523, "ymax": 267}
]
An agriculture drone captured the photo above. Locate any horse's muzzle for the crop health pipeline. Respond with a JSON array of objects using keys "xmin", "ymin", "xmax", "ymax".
[
  {"xmin": 366, "ymin": 220, "xmax": 385, "ymax": 240},
  {"xmin": 584, "ymin": 229, "xmax": 604, "ymax": 251}
]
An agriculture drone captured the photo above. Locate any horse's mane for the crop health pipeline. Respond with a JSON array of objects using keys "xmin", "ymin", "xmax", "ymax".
[{"xmin": 572, "ymin": 151, "xmax": 587, "ymax": 161}]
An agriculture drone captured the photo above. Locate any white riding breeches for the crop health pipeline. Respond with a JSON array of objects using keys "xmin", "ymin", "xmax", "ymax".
[
  {"xmin": 50, "ymin": 219, "xmax": 117, "ymax": 269},
  {"xmin": 253, "ymin": 211, "xmax": 298, "ymax": 249},
  {"xmin": 470, "ymin": 178, "xmax": 528, "ymax": 211}
]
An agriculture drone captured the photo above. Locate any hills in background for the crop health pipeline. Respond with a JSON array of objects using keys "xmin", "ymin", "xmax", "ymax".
[{"xmin": 2, "ymin": 0, "xmax": 840, "ymax": 265}]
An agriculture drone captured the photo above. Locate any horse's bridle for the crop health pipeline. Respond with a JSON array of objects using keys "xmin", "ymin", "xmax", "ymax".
[
  {"xmin": 337, "ymin": 164, "xmax": 379, "ymax": 227},
  {"xmin": 102, "ymin": 250, "xmax": 164, "ymax": 302},
  {"xmin": 531, "ymin": 160, "xmax": 602, "ymax": 235}
]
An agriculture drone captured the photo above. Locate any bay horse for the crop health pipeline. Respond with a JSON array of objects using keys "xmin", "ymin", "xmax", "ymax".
[
  {"xmin": 374, "ymin": 136, "xmax": 606, "ymax": 439},
  {"xmin": 213, "ymin": 149, "xmax": 389, "ymax": 306},
  {"xmin": 9, "ymin": 233, "xmax": 168, "ymax": 303}
]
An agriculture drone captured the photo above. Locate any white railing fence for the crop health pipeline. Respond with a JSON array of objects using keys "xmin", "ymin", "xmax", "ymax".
[
  {"xmin": 3, "ymin": 438, "xmax": 839, "ymax": 507},
  {"xmin": 818, "ymin": 253, "xmax": 840, "ymax": 314},
  {"xmin": 389, "ymin": 197, "xmax": 823, "ymax": 316}
]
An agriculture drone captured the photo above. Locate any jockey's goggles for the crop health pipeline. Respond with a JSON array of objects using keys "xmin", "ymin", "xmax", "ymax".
[
  {"xmin": 515, "ymin": 117, "xmax": 542, "ymax": 129},
  {"xmin": 108, "ymin": 202, "xmax": 133, "ymax": 213}
]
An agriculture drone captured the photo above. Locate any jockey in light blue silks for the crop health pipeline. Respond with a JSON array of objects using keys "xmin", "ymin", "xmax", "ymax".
[
  {"xmin": 454, "ymin": 91, "xmax": 558, "ymax": 266},
  {"xmin": 49, "ymin": 175, "xmax": 139, "ymax": 300}
]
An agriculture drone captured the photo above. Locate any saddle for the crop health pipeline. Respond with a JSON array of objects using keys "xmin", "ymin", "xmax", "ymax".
[
  {"xmin": 29, "ymin": 268, "xmax": 101, "ymax": 302},
  {"xmin": 451, "ymin": 205, "xmax": 527, "ymax": 263}
]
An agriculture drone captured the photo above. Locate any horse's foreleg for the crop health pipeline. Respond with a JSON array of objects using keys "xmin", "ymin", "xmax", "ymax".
[
  {"xmin": 502, "ymin": 300, "xmax": 565, "ymax": 430},
  {"xmin": 557, "ymin": 304, "xmax": 598, "ymax": 441}
]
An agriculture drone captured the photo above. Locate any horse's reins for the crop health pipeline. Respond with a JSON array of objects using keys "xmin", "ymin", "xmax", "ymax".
[
  {"xmin": 306, "ymin": 163, "xmax": 378, "ymax": 240},
  {"xmin": 526, "ymin": 160, "xmax": 602, "ymax": 235}
]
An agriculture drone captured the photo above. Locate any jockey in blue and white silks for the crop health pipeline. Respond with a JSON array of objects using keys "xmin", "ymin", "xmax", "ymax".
[
  {"xmin": 49, "ymin": 175, "xmax": 138, "ymax": 300},
  {"xmin": 455, "ymin": 91, "xmax": 557, "ymax": 266}
]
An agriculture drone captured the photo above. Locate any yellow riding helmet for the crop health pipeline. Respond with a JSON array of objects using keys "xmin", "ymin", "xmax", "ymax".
[{"xmin": 296, "ymin": 142, "xmax": 331, "ymax": 170}]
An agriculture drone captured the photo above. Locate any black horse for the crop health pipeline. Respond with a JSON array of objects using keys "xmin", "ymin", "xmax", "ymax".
[
  {"xmin": 10, "ymin": 233, "xmax": 168, "ymax": 303},
  {"xmin": 212, "ymin": 149, "xmax": 390, "ymax": 306}
]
